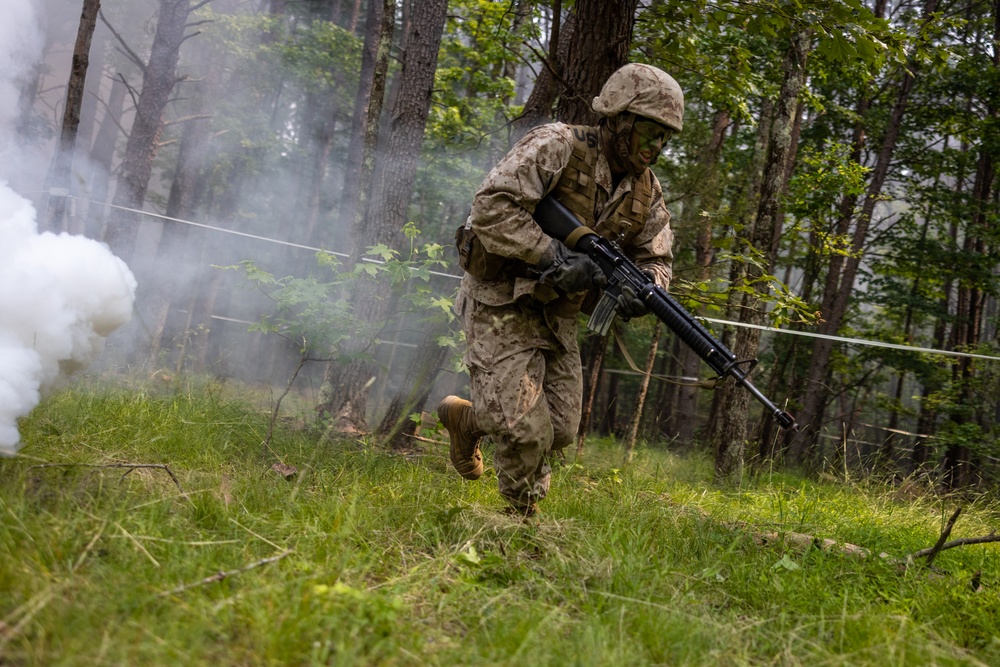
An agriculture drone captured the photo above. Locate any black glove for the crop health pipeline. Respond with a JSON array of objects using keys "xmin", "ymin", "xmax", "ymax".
[
  {"xmin": 537, "ymin": 242, "xmax": 607, "ymax": 293},
  {"xmin": 615, "ymin": 270, "xmax": 656, "ymax": 319}
]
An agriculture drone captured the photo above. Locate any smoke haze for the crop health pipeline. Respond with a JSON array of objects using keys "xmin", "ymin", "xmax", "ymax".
[
  {"xmin": 0, "ymin": 0, "xmax": 42, "ymax": 165},
  {"xmin": 0, "ymin": 0, "xmax": 136, "ymax": 453}
]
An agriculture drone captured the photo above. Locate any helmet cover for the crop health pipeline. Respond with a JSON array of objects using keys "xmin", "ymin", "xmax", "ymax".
[{"xmin": 592, "ymin": 63, "xmax": 684, "ymax": 132}]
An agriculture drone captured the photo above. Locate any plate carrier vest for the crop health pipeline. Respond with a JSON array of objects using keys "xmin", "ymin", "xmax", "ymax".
[{"xmin": 457, "ymin": 124, "xmax": 654, "ymax": 283}]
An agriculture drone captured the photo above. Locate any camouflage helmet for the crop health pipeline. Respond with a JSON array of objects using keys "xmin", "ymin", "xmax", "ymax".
[{"xmin": 592, "ymin": 63, "xmax": 684, "ymax": 132}]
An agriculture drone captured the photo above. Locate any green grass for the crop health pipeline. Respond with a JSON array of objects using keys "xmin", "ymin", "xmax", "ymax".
[{"xmin": 2, "ymin": 378, "xmax": 1000, "ymax": 666}]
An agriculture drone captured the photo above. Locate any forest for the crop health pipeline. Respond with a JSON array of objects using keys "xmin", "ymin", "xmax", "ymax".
[{"xmin": 5, "ymin": 0, "xmax": 1000, "ymax": 488}]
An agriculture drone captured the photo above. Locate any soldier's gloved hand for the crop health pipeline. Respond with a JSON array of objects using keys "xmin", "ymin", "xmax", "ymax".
[
  {"xmin": 615, "ymin": 271, "xmax": 656, "ymax": 319},
  {"xmin": 537, "ymin": 242, "xmax": 607, "ymax": 293}
]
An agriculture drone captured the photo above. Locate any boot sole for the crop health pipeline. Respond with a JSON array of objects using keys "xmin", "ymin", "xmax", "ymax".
[{"xmin": 438, "ymin": 396, "xmax": 484, "ymax": 481}]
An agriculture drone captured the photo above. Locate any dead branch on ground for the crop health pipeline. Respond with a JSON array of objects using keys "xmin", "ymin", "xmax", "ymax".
[{"xmin": 157, "ymin": 549, "xmax": 293, "ymax": 598}]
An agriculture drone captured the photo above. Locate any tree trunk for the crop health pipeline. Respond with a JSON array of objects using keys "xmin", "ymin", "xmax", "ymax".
[
  {"xmin": 661, "ymin": 334, "xmax": 682, "ymax": 439},
  {"xmin": 913, "ymin": 178, "xmax": 959, "ymax": 471},
  {"xmin": 150, "ymin": 110, "xmax": 212, "ymax": 362},
  {"xmin": 792, "ymin": 0, "xmax": 942, "ymax": 463},
  {"xmin": 318, "ymin": 0, "xmax": 448, "ymax": 434},
  {"xmin": 704, "ymin": 98, "xmax": 772, "ymax": 450},
  {"xmin": 85, "ymin": 71, "xmax": 126, "ymax": 239},
  {"xmin": 943, "ymin": 1, "xmax": 998, "ymax": 489},
  {"xmin": 576, "ymin": 332, "xmax": 609, "ymax": 458},
  {"xmin": 602, "ymin": 371, "xmax": 621, "ymax": 436},
  {"xmin": 104, "ymin": 0, "xmax": 194, "ymax": 263},
  {"xmin": 555, "ymin": 0, "xmax": 639, "ymax": 126},
  {"xmin": 44, "ymin": 0, "xmax": 101, "ymax": 234},
  {"xmin": 673, "ymin": 109, "xmax": 730, "ymax": 444},
  {"xmin": 337, "ymin": 0, "xmax": 388, "ymax": 247},
  {"xmin": 511, "ymin": 1, "xmax": 571, "ymax": 140},
  {"xmin": 625, "ymin": 323, "xmax": 661, "ymax": 462},
  {"xmin": 375, "ymin": 318, "xmax": 452, "ymax": 450},
  {"xmin": 715, "ymin": 30, "xmax": 808, "ymax": 482},
  {"xmin": 944, "ymin": 160, "xmax": 994, "ymax": 488}
]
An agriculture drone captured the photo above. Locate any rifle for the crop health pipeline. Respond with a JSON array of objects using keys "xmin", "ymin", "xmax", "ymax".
[{"xmin": 533, "ymin": 195, "xmax": 797, "ymax": 431}]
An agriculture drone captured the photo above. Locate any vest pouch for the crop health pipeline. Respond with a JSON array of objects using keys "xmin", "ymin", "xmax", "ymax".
[{"xmin": 455, "ymin": 225, "xmax": 507, "ymax": 281}]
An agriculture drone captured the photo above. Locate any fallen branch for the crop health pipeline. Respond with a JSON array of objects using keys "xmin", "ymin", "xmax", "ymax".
[
  {"xmin": 913, "ymin": 506, "xmax": 961, "ymax": 566},
  {"xmin": 753, "ymin": 529, "xmax": 877, "ymax": 559},
  {"xmin": 29, "ymin": 462, "xmax": 185, "ymax": 494},
  {"xmin": 649, "ymin": 492, "xmax": 998, "ymax": 568},
  {"xmin": 404, "ymin": 433, "xmax": 446, "ymax": 445},
  {"xmin": 754, "ymin": 505, "xmax": 999, "ymax": 571},
  {"xmin": 157, "ymin": 549, "xmax": 293, "ymax": 598},
  {"xmin": 908, "ymin": 533, "xmax": 1000, "ymax": 562}
]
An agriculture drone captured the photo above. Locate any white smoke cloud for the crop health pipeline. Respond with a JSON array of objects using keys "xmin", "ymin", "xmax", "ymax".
[
  {"xmin": 0, "ymin": 0, "xmax": 137, "ymax": 453},
  {"xmin": 0, "ymin": 182, "xmax": 137, "ymax": 453}
]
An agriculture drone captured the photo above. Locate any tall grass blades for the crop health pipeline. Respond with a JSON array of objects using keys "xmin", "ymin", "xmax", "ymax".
[{"xmin": 1, "ymin": 379, "xmax": 999, "ymax": 665}]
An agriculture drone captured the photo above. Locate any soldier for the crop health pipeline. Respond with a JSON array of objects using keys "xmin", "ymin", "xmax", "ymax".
[{"xmin": 438, "ymin": 63, "xmax": 683, "ymax": 517}]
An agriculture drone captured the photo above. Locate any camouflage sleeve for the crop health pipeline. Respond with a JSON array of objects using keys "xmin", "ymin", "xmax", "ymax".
[
  {"xmin": 629, "ymin": 175, "xmax": 674, "ymax": 290},
  {"xmin": 468, "ymin": 124, "xmax": 576, "ymax": 265}
]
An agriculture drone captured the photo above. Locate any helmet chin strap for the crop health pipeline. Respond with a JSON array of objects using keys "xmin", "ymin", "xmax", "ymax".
[{"xmin": 601, "ymin": 112, "xmax": 644, "ymax": 178}]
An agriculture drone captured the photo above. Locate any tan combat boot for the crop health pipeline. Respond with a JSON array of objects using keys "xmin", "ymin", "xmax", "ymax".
[{"xmin": 437, "ymin": 395, "xmax": 485, "ymax": 480}]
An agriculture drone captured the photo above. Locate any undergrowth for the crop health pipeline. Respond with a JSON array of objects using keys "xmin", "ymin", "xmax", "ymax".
[{"xmin": 1, "ymin": 377, "xmax": 998, "ymax": 666}]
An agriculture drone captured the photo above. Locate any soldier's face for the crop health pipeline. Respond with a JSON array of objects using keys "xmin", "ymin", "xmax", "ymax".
[{"xmin": 627, "ymin": 119, "xmax": 673, "ymax": 172}]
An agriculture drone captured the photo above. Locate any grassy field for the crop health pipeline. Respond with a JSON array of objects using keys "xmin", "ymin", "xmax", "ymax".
[{"xmin": 1, "ymin": 377, "xmax": 999, "ymax": 666}]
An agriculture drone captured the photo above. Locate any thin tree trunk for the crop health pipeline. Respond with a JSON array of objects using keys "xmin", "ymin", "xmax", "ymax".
[
  {"xmin": 85, "ymin": 71, "xmax": 126, "ymax": 239},
  {"xmin": 705, "ymin": 101, "xmax": 772, "ymax": 449},
  {"xmin": 104, "ymin": 0, "xmax": 195, "ymax": 264},
  {"xmin": 943, "ymin": 3, "xmax": 998, "ymax": 489},
  {"xmin": 674, "ymin": 109, "xmax": 729, "ymax": 444},
  {"xmin": 715, "ymin": 30, "xmax": 808, "ymax": 482},
  {"xmin": 45, "ymin": 0, "xmax": 101, "ymax": 234},
  {"xmin": 150, "ymin": 112, "xmax": 212, "ymax": 361},
  {"xmin": 318, "ymin": 0, "xmax": 448, "ymax": 434},
  {"xmin": 511, "ymin": 1, "xmax": 570, "ymax": 140},
  {"xmin": 792, "ymin": 0, "xmax": 942, "ymax": 463},
  {"xmin": 375, "ymin": 318, "xmax": 451, "ymax": 449},
  {"xmin": 576, "ymin": 333, "xmax": 609, "ymax": 459},
  {"xmin": 337, "ymin": 0, "xmax": 387, "ymax": 246},
  {"xmin": 625, "ymin": 323, "xmax": 661, "ymax": 462}
]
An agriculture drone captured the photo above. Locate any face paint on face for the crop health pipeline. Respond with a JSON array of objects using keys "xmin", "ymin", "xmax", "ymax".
[{"xmin": 627, "ymin": 119, "xmax": 674, "ymax": 173}]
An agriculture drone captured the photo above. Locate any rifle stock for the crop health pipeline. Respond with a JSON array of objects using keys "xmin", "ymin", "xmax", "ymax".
[{"xmin": 533, "ymin": 195, "xmax": 797, "ymax": 431}]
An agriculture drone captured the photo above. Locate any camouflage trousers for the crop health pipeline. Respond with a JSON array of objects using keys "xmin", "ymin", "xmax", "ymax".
[{"xmin": 459, "ymin": 291, "xmax": 583, "ymax": 507}]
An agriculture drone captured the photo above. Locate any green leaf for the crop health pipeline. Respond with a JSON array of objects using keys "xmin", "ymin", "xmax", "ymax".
[{"xmin": 772, "ymin": 554, "xmax": 801, "ymax": 571}]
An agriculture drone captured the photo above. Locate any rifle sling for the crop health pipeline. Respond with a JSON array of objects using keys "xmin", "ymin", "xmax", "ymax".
[{"xmin": 610, "ymin": 323, "xmax": 724, "ymax": 389}]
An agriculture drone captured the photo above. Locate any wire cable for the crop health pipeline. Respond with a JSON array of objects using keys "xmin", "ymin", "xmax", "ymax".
[{"xmin": 67, "ymin": 196, "xmax": 1000, "ymax": 364}]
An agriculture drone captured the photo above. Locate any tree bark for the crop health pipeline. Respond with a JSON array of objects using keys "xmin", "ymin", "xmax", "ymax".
[
  {"xmin": 375, "ymin": 318, "xmax": 452, "ymax": 449},
  {"xmin": 791, "ymin": 0, "xmax": 942, "ymax": 464},
  {"xmin": 337, "ymin": 0, "xmax": 387, "ymax": 246},
  {"xmin": 150, "ymin": 108, "xmax": 213, "ymax": 362},
  {"xmin": 944, "ymin": 155, "xmax": 994, "ymax": 488},
  {"xmin": 44, "ymin": 0, "xmax": 101, "ymax": 234},
  {"xmin": 511, "ymin": 1, "xmax": 571, "ymax": 140},
  {"xmin": 85, "ymin": 71, "xmax": 126, "ymax": 240},
  {"xmin": 715, "ymin": 30, "xmax": 808, "ymax": 482},
  {"xmin": 555, "ymin": 0, "xmax": 639, "ymax": 125},
  {"xmin": 625, "ymin": 323, "xmax": 661, "ymax": 462},
  {"xmin": 577, "ymin": 332, "xmax": 609, "ymax": 459},
  {"xmin": 104, "ymin": 0, "xmax": 195, "ymax": 263},
  {"xmin": 317, "ymin": 0, "xmax": 448, "ymax": 434},
  {"xmin": 673, "ymin": 109, "xmax": 729, "ymax": 444}
]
